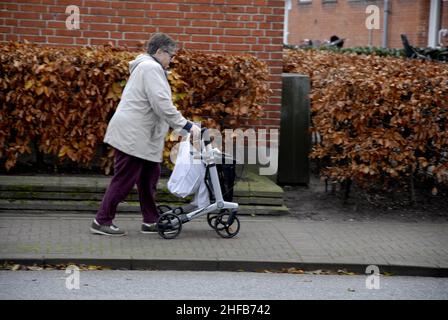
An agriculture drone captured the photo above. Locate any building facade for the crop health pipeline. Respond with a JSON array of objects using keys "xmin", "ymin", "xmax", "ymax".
[{"xmin": 286, "ymin": 0, "xmax": 448, "ymax": 48}]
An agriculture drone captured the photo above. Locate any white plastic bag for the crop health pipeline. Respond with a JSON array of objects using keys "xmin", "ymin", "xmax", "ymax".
[
  {"xmin": 191, "ymin": 178, "xmax": 210, "ymax": 208},
  {"xmin": 167, "ymin": 138, "xmax": 206, "ymax": 198}
]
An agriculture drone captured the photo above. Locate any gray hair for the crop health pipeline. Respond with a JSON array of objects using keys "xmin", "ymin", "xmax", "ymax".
[{"xmin": 147, "ymin": 33, "xmax": 177, "ymax": 55}]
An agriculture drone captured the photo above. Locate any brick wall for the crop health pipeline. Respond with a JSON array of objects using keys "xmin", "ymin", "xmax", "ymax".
[
  {"xmin": 288, "ymin": 0, "xmax": 447, "ymax": 49},
  {"xmin": 0, "ymin": 0, "xmax": 284, "ymax": 130}
]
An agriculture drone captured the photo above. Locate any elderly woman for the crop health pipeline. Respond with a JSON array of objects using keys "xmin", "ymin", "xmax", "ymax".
[{"xmin": 90, "ymin": 33, "xmax": 200, "ymax": 236}]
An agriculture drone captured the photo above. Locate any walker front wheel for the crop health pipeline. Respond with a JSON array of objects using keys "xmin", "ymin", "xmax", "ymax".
[
  {"xmin": 213, "ymin": 211, "xmax": 240, "ymax": 238},
  {"xmin": 157, "ymin": 213, "xmax": 182, "ymax": 239},
  {"xmin": 207, "ymin": 212, "xmax": 219, "ymax": 230}
]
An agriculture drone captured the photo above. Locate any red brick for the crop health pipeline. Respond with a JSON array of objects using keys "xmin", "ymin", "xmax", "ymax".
[
  {"xmin": 185, "ymin": 12, "xmax": 211, "ymax": 20},
  {"xmin": 83, "ymin": 31, "xmax": 109, "ymax": 38},
  {"xmin": 143, "ymin": 26, "xmax": 157, "ymax": 33},
  {"xmin": 226, "ymin": 14, "xmax": 250, "ymax": 21},
  {"xmin": 89, "ymin": 8, "xmax": 116, "ymax": 16},
  {"xmin": 184, "ymin": 42, "xmax": 210, "ymax": 50},
  {"xmin": 151, "ymin": 19, "xmax": 175, "ymax": 26},
  {"xmin": 219, "ymin": 36, "xmax": 245, "ymax": 43},
  {"xmin": 21, "ymin": 35, "xmax": 46, "ymax": 43},
  {"xmin": 13, "ymin": 12, "xmax": 40, "ymax": 20},
  {"xmin": 84, "ymin": 1, "xmax": 110, "ymax": 8},
  {"xmin": 224, "ymin": 44, "xmax": 250, "ymax": 51},
  {"xmin": 41, "ymin": 29, "xmax": 54, "ymax": 36},
  {"xmin": 5, "ymin": 34, "xmax": 19, "ymax": 41},
  {"xmin": 47, "ymin": 21, "xmax": 66, "ymax": 28},
  {"xmin": 177, "ymin": 35, "xmax": 191, "ymax": 42},
  {"xmin": 110, "ymin": 32, "xmax": 123, "ymax": 40},
  {"xmin": 211, "ymin": 29, "xmax": 224, "ymax": 35},
  {"xmin": 226, "ymin": 0, "xmax": 250, "ymax": 5},
  {"xmin": 225, "ymin": 29, "xmax": 251, "ymax": 36},
  {"xmin": 252, "ymin": 30, "xmax": 264, "ymax": 37},
  {"xmin": 266, "ymin": 30, "xmax": 282, "ymax": 37},
  {"xmin": 158, "ymin": 26, "xmax": 184, "ymax": 34},
  {"xmin": 124, "ymin": 17, "xmax": 148, "ymax": 25},
  {"xmin": 19, "ymin": 4, "xmax": 48, "ymax": 12},
  {"xmin": 250, "ymin": 44, "xmax": 264, "ymax": 51},
  {"xmin": 212, "ymin": 13, "xmax": 225, "ymax": 20},
  {"xmin": 118, "ymin": 39, "xmax": 145, "ymax": 48},
  {"xmin": 158, "ymin": 11, "xmax": 184, "ymax": 19},
  {"xmin": 125, "ymin": 2, "xmax": 151, "ymax": 10},
  {"xmin": 110, "ymin": 2, "xmax": 125, "ymax": 9},
  {"xmin": 0, "ymin": 26, "xmax": 12, "ymax": 33},
  {"xmin": 222, "ymin": 6, "xmax": 243, "ymax": 14},
  {"xmin": 192, "ymin": 20, "xmax": 218, "ymax": 28},
  {"xmin": 76, "ymin": 38, "xmax": 88, "ymax": 45},
  {"xmin": 252, "ymin": 15, "xmax": 266, "ymax": 22},
  {"xmin": 264, "ymin": 104, "xmax": 281, "ymax": 110},
  {"xmin": 219, "ymin": 21, "xmax": 244, "ymax": 28},
  {"xmin": 152, "ymin": 3, "xmax": 178, "ymax": 11},
  {"xmin": 244, "ymin": 22, "xmax": 257, "ymax": 28},
  {"xmin": 14, "ymin": 27, "xmax": 40, "ymax": 35},
  {"xmin": 124, "ymin": 33, "xmax": 147, "ymax": 40},
  {"xmin": 191, "ymin": 5, "xmax": 218, "ymax": 13},
  {"xmin": 48, "ymin": 6, "xmax": 66, "ymax": 13},
  {"xmin": 19, "ymin": 20, "xmax": 46, "ymax": 28},
  {"xmin": 246, "ymin": 7, "xmax": 258, "ymax": 14},
  {"xmin": 5, "ymin": 3, "xmax": 18, "ymax": 10},
  {"xmin": 179, "ymin": 20, "xmax": 191, "ymax": 27},
  {"xmin": 178, "ymin": 5, "xmax": 191, "ymax": 12},
  {"xmin": 266, "ymin": 1, "xmax": 284, "ymax": 7},
  {"xmin": 109, "ymin": 17, "xmax": 123, "ymax": 24},
  {"xmin": 89, "ymin": 23, "xmax": 116, "ymax": 32},
  {"xmin": 269, "ymin": 52, "xmax": 283, "ymax": 60},
  {"xmin": 192, "ymin": 35, "xmax": 217, "ymax": 42},
  {"xmin": 56, "ymin": 29, "xmax": 82, "ymax": 37},
  {"xmin": 273, "ymin": 23, "xmax": 283, "ymax": 30},
  {"xmin": 116, "ymin": 10, "xmax": 145, "ymax": 17},
  {"xmin": 83, "ymin": 15, "xmax": 109, "ymax": 23},
  {"xmin": 211, "ymin": 43, "xmax": 224, "ymax": 50},
  {"xmin": 48, "ymin": 36, "xmax": 74, "ymax": 44},
  {"xmin": 58, "ymin": 0, "xmax": 83, "ymax": 5},
  {"xmin": 259, "ymin": 7, "xmax": 273, "ymax": 14},
  {"xmin": 91, "ymin": 38, "xmax": 114, "ymax": 46},
  {"xmin": 185, "ymin": 27, "xmax": 212, "ymax": 35}
]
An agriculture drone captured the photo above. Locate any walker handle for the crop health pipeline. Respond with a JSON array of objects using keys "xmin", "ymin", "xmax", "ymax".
[{"xmin": 201, "ymin": 127, "xmax": 212, "ymax": 146}]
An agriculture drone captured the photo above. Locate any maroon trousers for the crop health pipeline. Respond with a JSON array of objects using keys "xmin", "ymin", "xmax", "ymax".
[{"xmin": 95, "ymin": 149, "xmax": 161, "ymax": 226}]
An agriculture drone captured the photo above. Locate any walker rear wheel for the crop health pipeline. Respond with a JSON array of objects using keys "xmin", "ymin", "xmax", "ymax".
[
  {"xmin": 157, "ymin": 212, "xmax": 182, "ymax": 239},
  {"xmin": 213, "ymin": 211, "xmax": 240, "ymax": 238}
]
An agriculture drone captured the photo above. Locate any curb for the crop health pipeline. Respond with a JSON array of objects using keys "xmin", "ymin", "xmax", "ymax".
[{"xmin": 1, "ymin": 258, "xmax": 447, "ymax": 277}]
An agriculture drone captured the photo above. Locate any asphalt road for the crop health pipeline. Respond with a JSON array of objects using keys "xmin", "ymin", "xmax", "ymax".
[{"xmin": 0, "ymin": 270, "xmax": 447, "ymax": 300}]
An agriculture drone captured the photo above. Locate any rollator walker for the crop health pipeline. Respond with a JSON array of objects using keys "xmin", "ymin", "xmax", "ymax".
[{"xmin": 156, "ymin": 128, "xmax": 240, "ymax": 239}]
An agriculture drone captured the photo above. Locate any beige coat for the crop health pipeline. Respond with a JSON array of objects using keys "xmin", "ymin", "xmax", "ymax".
[{"xmin": 104, "ymin": 54, "xmax": 188, "ymax": 163}]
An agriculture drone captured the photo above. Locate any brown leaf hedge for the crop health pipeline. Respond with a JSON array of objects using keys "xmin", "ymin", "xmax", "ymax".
[
  {"xmin": 0, "ymin": 42, "xmax": 269, "ymax": 173},
  {"xmin": 284, "ymin": 49, "xmax": 448, "ymax": 190}
]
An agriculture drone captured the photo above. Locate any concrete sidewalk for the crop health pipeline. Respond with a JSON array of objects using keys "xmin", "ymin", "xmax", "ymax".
[{"xmin": 1, "ymin": 213, "xmax": 447, "ymax": 276}]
